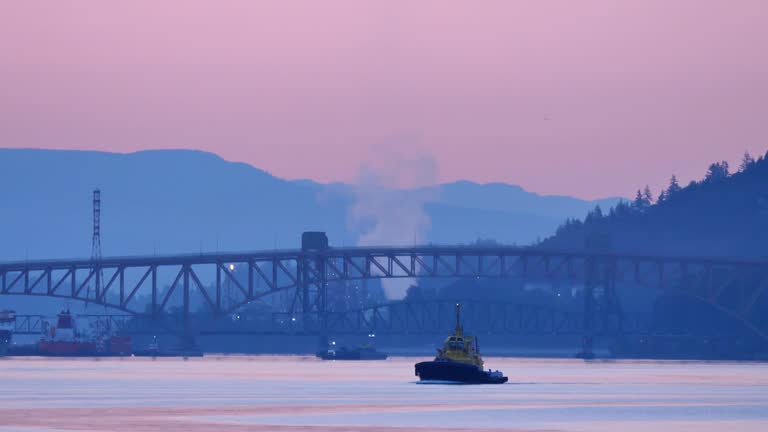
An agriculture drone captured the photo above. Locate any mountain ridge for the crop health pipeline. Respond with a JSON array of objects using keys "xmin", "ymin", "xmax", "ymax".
[{"xmin": 0, "ymin": 148, "xmax": 622, "ymax": 261}]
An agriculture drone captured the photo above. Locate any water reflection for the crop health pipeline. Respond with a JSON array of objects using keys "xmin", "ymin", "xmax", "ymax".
[{"xmin": 0, "ymin": 356, "xmax": 767, "ymax": 431}]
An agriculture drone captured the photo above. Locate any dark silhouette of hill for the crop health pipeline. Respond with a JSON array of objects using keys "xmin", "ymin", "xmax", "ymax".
[
  {"xmin": 0, "ymin": 148, "xmax": 620, "ymax": 261},
  {"xmin": 539, "ymin": 151, "xmax": 768, "ymax": 359},
  {"xmin": 542, "ymin": 151, "xmax": 768, "ymax": 258}
]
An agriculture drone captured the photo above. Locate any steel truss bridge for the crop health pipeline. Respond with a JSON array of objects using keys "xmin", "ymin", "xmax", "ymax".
[
  {"xmin": 13, "ymin": 300, "xmax": 646, "ymax": 337},
  {"xmin": 2, "ymin": 246, "xmax": 768, "ymax": 348}
]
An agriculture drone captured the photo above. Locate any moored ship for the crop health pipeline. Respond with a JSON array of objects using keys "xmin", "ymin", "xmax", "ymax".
[
  {"xmin": 316, "ymin": 344, "xmax": 388, "ymax": 360},
  {"xmin": 414, "ymin": 304, "xmax": 507, "ymax": 384},
  {"xmin": 38, "ymin": 310, "xmax": 133, "ymax": 356},
  {"xmin": 38, "ymin": 310, "xmax": 98, "ymax": 356},
  {"xmin": 133, "ymin": 336, "xmax": 203, "ymax": 357}
]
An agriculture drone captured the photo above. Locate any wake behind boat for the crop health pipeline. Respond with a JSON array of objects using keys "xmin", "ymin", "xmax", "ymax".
[{"xmin": 414, "ymin": 304, "xmax": 507, "ymax": 384}]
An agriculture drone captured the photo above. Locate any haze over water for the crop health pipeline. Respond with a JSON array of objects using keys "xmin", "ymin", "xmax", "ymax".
[{"xmin": 1, "ymin": 356, "xmax": 767, "ymax": 431}]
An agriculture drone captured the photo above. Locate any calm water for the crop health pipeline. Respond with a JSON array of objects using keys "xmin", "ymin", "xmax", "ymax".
[{"xmin": 1, "ymin": 356, "xmax": 767, "ymax": 431}]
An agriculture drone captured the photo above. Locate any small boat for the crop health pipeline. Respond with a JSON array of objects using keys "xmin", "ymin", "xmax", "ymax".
[
  {"xmin": 133, "ymin": 336, "xmax": 204, "ymax": 358},
  {"xmin": 414, "ymin": 304, "xmax": 507, "ymax": 384},
  {"xmin": 316, "ymin": 343, "xmax": 387, "ymax": 360},
  {"xmin": 133, "ymin": 336, "xmax": 162, "ymax": 357},
  {"xmin": 0, "ymin": 310, "xmax": 15, "ymax": 357}
]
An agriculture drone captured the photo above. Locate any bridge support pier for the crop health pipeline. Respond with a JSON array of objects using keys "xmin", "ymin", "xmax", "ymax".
[
  {"xmin": 295, "ymin": 254, "xmax": 328, "ymax": 337},
  {"xmin": 577, "ymin": 257, "xmax": 598, "ymax": 359},
  {"xmin": 178, "ymin": 264, "xmax": 199, "ymax": 354},
  {"xmin": 576, "ymin": 257, "xmax": 623, "ymax": 359}
]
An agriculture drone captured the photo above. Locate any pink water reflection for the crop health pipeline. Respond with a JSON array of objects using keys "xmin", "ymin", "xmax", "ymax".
[{"xmin": 0, "ymin": 356, "xmax": 767, "ymax": 431}]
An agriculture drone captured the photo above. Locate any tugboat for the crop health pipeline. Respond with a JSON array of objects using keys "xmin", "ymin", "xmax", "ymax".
[
  {"xmin": 0, "ymin": 310, "xmax": 16, "ymax": 356},
  {"xmin": 414, "ymin": 304, "xmax": 507, "ymax": 384},
  {"xmin": 38, "ymin": 310, "xmax": 98, "ymax": 356}
]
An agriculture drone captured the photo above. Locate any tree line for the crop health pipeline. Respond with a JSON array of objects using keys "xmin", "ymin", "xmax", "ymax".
[{"xmin": 555, "ymin": 151, "xmax": 763, "ymax": 237}]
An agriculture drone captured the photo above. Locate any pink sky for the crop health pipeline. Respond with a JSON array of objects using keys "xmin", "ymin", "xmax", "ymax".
[{"xmin": 1, "ymin": 1, "xmax": 766, "ymax": 199}]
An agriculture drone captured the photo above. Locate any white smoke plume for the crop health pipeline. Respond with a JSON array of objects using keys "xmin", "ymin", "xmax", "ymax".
[{"xmin": 348, "ymin": 149, "xmax": 439, "ymax": 298}]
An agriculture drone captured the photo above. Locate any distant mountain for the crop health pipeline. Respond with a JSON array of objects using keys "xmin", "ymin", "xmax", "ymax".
[
  {"xmin": 0, "ymin": 148, "xmax": 622, "ymax": 261},
  {"xmin": 423, "ymin": 181, "xmax": 620, "ymax": 218},
  {"xmin": 542, "ymin": 151, "xmax": 768, "ymax": 258}
]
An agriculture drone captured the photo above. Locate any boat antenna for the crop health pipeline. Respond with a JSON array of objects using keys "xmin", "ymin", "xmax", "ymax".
[{"xmin": 455, "ymin": 303, "xmax": 462, "ymax": 333}]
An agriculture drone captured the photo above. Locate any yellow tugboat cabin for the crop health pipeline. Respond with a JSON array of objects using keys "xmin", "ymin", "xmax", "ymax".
[{"xmin": 434, "ymin": 304, "xmax": 484, "ymax": 369}]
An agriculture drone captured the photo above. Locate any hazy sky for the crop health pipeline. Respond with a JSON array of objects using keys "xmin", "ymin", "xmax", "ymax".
[{"xmin": 1, "ymin": 1, "xmax": 766, "ymax": 199}]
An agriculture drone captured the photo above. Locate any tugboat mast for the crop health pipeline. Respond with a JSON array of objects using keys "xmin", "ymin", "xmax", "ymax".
[{"xmin": 455, "ymin": 303, "xmax": 462, "ymax": 334}]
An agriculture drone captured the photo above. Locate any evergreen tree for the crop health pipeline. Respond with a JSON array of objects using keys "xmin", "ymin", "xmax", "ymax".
[
  {"xmin": 642, "ymin": 185, "xmax": 653, "ymax": 206},
  {"xmin": 667, "ymin": 175, "xmax": 682, "ymax": 196},
  {"xmin": 705, "ymin": 161, "xmax": 729, "ymax": 182},
  {"xmin": 614, "ymin": 200, "xmax": 631, "ymax": 218},
  {"xmin": 633, "ymin": 189, "xmax": 644, "ymax": 210},
  {"xmin": 740, "ymin": 152, "xmax": 755, "ymax": 172},
  {"xmin": 658, "ymin": 189, "xmax": 667, "ymax": 204},
  {"xmin": 585, "ymin": 205, "xmax": 604, "ymax": 224}
]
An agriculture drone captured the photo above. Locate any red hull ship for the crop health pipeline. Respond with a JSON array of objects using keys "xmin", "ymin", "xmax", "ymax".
[
  {"xmin": 38, "ymin": 310, "xmax": 131, "ymax": 356},
  {"xmin": 38, "ymin": 340, "xmax": 98, "ymax": 356}
]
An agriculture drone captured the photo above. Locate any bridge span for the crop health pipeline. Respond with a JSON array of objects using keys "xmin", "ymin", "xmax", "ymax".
[
  {"xmin": 1, "ymin": 245, "xmax": 767, "ymax": 348},
  {"xmin": 11, "ymin": 299, "xmax": 635, "ymax": 338}
]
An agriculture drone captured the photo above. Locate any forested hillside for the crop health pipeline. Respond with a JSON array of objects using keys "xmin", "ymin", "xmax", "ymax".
[{"xmin": 543, "ymin": 151, "xmax": 768, "ymax": 258}]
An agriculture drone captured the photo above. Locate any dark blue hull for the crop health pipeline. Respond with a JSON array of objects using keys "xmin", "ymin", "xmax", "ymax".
[
  {"xmin": 415, "ymin": 361, "xmax": 508, "ymax": 384},
  {"xmin": 316, "ymin": 350, "xmax": 387, "ymax": 360},
  {"xmin": 133, "ymin": 350, "xmax": 204, "ymax": 357}
]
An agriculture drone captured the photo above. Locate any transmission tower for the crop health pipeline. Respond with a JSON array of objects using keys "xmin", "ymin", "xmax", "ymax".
[{"xmin": 87, "ymin": 189, "xmax": 103, "ymax": 307}]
